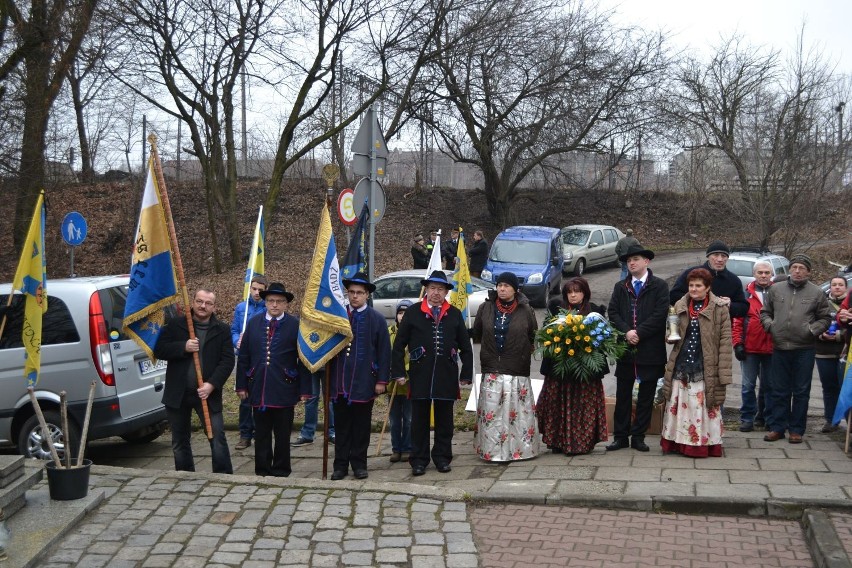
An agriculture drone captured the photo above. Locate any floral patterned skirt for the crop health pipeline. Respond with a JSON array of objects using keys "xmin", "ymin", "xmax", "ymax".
[
  {"xmin": 474, "ymin": 373, "xmax": 540, "ymax": 462},
  {"xmin": 660, "ymin": 378, "xmax": 724, "ymax": 458},
  {"xmin": 536, "ymin": 374, "xmax": 607, "ymax": 455}
]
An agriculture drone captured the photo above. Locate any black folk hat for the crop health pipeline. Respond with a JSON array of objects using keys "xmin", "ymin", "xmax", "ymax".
[
  {"xmin": 618, "ymin": 243, "xmax": 655, "ymax": 263},
  {"xmin": 342, "ymin": 271, "xmax": 376, "ymax": 293},
  {"xmin": 421, "ymin": 270, "xmax": 454, "ymax": 290},
  {"xmin": 260, "ymin": 282, "xmax": 294, "ymax": 302}
]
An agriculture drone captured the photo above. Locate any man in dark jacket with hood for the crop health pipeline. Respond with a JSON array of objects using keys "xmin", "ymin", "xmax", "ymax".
[
  {"xmin": 607, "ymin": 245, "xmax": 669, "ymax": 452},
  {"xmin": 154, "ymin": 289, "xmax": 234, "ymax": 474},
  {"xmin": 670, "ymin": 240, "xmax": 748, "ymax": 318},
  {"xmin": 231, "ymin": 274, "xmax": 267, "ymax": 450}
]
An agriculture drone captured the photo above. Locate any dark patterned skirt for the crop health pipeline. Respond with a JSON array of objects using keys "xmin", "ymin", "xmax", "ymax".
[{"xmin": 536, "ymin": 373, "xmax": 607, "ymax": 455}]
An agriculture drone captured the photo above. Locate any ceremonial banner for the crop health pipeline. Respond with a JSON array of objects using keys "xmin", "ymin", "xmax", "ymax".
[
  {"xmin": 340, "ymin": 200, "xmax": 368, "ymax": 279},
  {"xmin": 123, "ymin": 159, "xmax": 180, "ymax": 360},
  {"xmin": 242, "ymin": 206, "xmax": 265, "ymax": 298},
  {"xmin": 449, "ymin": 230, "xmax": 472, "ymax": 321},
  {"xmin": 298, "ymin": 203, "xmax": 354, "ymax": 372},
  {"xmin": 11, "ymin": 191, "xmax": 47, "ymax": 386}
]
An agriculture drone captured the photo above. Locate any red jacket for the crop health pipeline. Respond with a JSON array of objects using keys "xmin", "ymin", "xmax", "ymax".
[{"xmin": 731, "ymin": 280, "xmax": 773, "ymax": 354}]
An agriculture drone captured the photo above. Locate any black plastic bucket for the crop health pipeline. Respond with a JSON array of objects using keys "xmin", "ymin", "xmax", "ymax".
[{"xmin": 45, "ymin": 459, "xmax": 91, "ymax": 500}]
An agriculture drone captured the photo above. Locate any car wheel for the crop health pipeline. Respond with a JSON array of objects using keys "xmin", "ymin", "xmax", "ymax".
[
  {"xmin": 573, "ymin": 258, "xmax": 585, "ymax": 276},
  {"xmin": 18, "ymin": 411, "xmax": 80, "ymax": 461},
  {"xmin": 121, "ymin": 427, "xmax": 165, "ymax": 445}
]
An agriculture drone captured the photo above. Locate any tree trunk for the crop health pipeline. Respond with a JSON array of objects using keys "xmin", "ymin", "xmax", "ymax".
[{"xmin": 68, "ymin": 70, "xmax": 94, "ymax": 183}]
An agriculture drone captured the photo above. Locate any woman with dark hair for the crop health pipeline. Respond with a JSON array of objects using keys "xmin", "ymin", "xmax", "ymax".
[
  {"xmin": 660, "ymin": 267, "xmax": 732, "ymax": 457},
  {"xmin": 537, "ymin": 277, "xmax": 609, "ymax": 455}
]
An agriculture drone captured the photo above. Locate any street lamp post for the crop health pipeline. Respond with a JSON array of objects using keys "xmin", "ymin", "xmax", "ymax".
[{"xmin": 836, "ymin": 102, "xmax": 846, "ymax": 188}]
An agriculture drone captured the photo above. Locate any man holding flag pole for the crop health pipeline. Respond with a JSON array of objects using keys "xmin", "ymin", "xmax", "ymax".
[{"xmin": 231, "ymin": 207, "xmax": 266, "ymax": 451}]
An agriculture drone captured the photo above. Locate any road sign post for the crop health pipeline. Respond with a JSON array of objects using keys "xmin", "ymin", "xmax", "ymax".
[
  {"xmin": 351, "ymin": 106, "xmax": 389, "ymax": 282},
  {"xmin": 61, "ymin": 212, "xmax": 88, "ymax": 277}
]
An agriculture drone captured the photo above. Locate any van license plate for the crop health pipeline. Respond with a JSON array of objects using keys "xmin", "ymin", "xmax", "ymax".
[{"xmin": 139, "ymin": 359, "xmax": 167, "ymax": 375}]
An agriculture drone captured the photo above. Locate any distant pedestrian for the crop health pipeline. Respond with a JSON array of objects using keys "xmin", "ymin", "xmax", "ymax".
[
  {"xmin": 154, "ymin": 289, "xmax": 234, "ymax": 474},
  {"xmin": 468, "ymin": 230, "xmax": 488, "ymax": 278},
  {"xmin": 443, "ymin": 228, "xmax": 460, "ymax": 270},
  {"xmin": 329, "ymin": 272, "xmax": 391, "ymax": 480},
  {"xmin": 411, "ymin": 234, "xmax": 430, "ymax": 270},
  {"xmin": 660, "ymin": 268, "xmax": 731, "ymax": 457},
  {"xmin": 761, "ymin": 255, "xmax": 831, "ymax": 444},
  {"xmin": 236, "ymin": 283, "xmax": 312, "ymax": 476},
  {"xmin": 614, "ymin": 229, "xmax": 640, "ymax": 280},
  {"xmin": 231, "ymin": 275, "xmax": 268, "ymax": 450},
  {"xmin": 472, "ymin": 272, "xmax": 539, "ymax": 462}
]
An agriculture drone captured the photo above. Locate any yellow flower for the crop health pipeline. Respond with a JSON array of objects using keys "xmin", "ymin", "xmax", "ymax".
[
  {"xmin": 558, "ymin": 324, "xmax": 564, "ymax": 331},
  {"xmin": 579, "ymin": 324, "xmax": 585, "ymax": 330},
  {"xmin": 543, "ymin": 341, "xmax": 551, "ymax": 347},
  {"xmin": 568, "ymin": 349, "xmax": 575, "ymax": 356},
  {"xmin": 565, "ymin": 338, "xmax": 571, "ymax": 345},
  {"xmin": 546, "ymin": 328, "xmax": 553, "ymax": 334},
  {"xmin": 554, "ymin": 347, "xmax": 562, "ymax": 354},
  {"xmin": 584, "ymin": 336, "xmax": 591, "ymax": 342},
  {"xmin": 574, "ymin": 315, "xmax": 583, "ymax": 323},
  {"xmin": 585, "ymin": 346, "xmax": 592, "ymax": 353},
  {"xmin": 572, "ymin": 326, "xmax": 578, "ymax": 332},
  {"xmin": 553, "ymin": 336, "xmax": 561, "ymax": 342},
  {"xmin": 575, "ymin": 335, "xmax": 581, "ymax": 341}
]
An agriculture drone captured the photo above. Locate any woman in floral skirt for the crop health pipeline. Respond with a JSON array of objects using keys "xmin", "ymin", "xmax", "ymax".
[
  {"xmin": 660, "ymin": 268, "xmax": 732, "ymax": 457},
  {"xmin": 537, "ymin": 278, "xmax": 609, "ymax": 455},
  {"xmin": 472, "ymin": 272, "xmax": 540, "ymax": 461}
]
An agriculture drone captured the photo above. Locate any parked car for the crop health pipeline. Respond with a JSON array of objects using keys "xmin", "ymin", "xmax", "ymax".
[
  {"xmin": 0, "ymin": 276, "xmax": 168, "ymax": 460},
  {"xmin": 561, "ymin": 224, "xmax": 624, "ymax": 276},
  {"xmin": 372, "ymin": 269, "xmax": 495, "ymax": 324},
  {"xmin": 725, "ymin": 248, "xmax": 790, "ymax": 291},
  {"xmin": 480, "ymin": 226, "xmax": 563, "ymax": 308}
]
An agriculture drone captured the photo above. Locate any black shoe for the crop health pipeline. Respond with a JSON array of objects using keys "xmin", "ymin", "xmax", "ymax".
[
  {"xmin": 606, "ymin": 439, "xmax": 629, "ymax": 451},
  {"xmin": 411, "ymin": 465, "xmax": 426, "ymax": 476},
  {"xmin": 740, "ymin": 422, "xmax": 754, "ymax": 432},
  {"xmin": 291, "ymin": 436, "xmax": 313, "ymax": 447},
  {"xmin": 436, "ymin": 463, "xmax": 452, "ymax": 473},
  {"xmin": 353, "ymin": 469, "xmax": 368, "ymax": 480},
  {"xmin": 331, "ymin": 470, "xmax": 347, "ymax": 480},
  {"xmin": 631, "ymin": 438, "xmax": 650, "ymax": 452}
]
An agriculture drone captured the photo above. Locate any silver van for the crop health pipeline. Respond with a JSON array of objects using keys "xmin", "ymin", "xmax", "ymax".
[{"xmin": 0, "ymin": 276, "xmax": 168, "ymax": 459}]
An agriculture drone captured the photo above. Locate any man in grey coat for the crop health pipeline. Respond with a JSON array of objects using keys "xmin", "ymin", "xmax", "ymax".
[
  {"xmin": 614, "ymin": 229, "xmax": 640, "ymax": 280},
  {"xmin": 760, "ymin": 254, "xmax": 831, "ymax": 444}
]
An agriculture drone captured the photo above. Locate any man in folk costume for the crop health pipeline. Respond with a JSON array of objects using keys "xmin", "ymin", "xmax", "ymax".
[
  {"xmin": 236, "ymin": 283, "xmax": 311, "ymax": 477},
  {"xmin": 607, "ymin": 244, "xmax": 670, "ymax": 452},
  {"xmin": 328, "ymin": 272, "xmax": 391, "ymax": 481},
  {"xmin": 392, "ymin": 270, "xmax": 474, "ymax": 476}
]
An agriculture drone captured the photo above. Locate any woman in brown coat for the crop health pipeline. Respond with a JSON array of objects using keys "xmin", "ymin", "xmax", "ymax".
[
  {"xmin": 472, "ymin": 272, "xmax": 539, "ymax": 461},
  {"xmin": 660, "ymin": 268, "xmax": 732, "ymax": 458}
]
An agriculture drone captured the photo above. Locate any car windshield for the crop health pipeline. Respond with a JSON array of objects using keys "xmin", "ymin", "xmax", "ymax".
[
  {"xmin": 489, "ymin": 239, "xmax": 548, "ymax": 264},
  {"xmin": 562, "ymin": 229, "xmax": 590, "ymax": 246},
  {"xmin": 726, "ymin": 259, "xmax": 757, "ymax": 278}
]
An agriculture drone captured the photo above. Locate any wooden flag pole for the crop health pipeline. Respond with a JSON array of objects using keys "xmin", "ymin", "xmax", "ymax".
[
  {"xmin": 0, "ymin": 294, "xmax": 14, "ymax": 341},
  {"xmin": 322, "ymin": 363, "xmax": 331, "ymax": 480},
  {"xmin": 148, "ymin": 135, "xmax": 213, "ymax": 440},
  {"xmin": 375, "ymin": 381, "xmax": 396, "ymax": 457}
]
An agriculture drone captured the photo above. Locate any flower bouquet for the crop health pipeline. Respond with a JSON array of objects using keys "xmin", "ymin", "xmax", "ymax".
[{"xmin": 535, "ymin": 310, "xmax": 627, "ymax": 382}]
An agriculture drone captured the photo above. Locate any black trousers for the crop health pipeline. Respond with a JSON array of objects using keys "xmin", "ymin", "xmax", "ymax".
[
  {"xmin": 332, "ymin": 398, "xmax": 374, "ymax": 473},
  {"xmin": 253, "ymin": 407, "xmax": 294, "ymax": 477},
  {"xmin": 410, "ymin": 399, "xmax": 454, "ymax": 468},
  {"xmin": 613, "ymin": 364, "xmax": 663, "ymax": 441}
]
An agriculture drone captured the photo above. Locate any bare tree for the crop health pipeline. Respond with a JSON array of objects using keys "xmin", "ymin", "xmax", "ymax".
[
  {"xmin": 115, "ymin": 0, "xmax": 276, "ymax": 271},
  {"xmin": 669, "ymin": 34, "xmax": 849, "ymax": 253},
  {"xmin": 418, "ymin": 0, "xmax": 667, "ymax": 226},
  {"xmin": 8, "ymin": 0, "xmax": 97, "ymax": 248}
]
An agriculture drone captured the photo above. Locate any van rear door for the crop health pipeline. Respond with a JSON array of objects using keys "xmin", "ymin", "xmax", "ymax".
[{"xmin": 96, "ymin": 286, "xmax": 166, "ymax": 418}]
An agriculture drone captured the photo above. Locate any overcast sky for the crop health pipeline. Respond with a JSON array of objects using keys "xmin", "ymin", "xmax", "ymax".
[{"xmin": 603, "ymin": 0, "xmax": 851, "ymax": 71}]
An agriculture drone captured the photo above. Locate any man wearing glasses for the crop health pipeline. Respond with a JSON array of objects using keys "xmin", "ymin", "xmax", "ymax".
[
  {"xmin": 154, "ymin": 289, "xmax": 235, "ymax": 474},
  {"xmin": 236, "ymin": 283, "xmax": 312, "ymax": 476}
]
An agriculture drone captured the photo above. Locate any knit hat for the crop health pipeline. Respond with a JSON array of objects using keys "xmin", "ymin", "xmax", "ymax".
[
  {"xmin": 496, "ymin": 272, "xmax": 520, "ymax": 291},
  {"xmin": 396, "ymin": 299, "xmax": 413, "ymax": 313},
  {"xmin": 706, "ymin": 240, "xmax": 731, "ymax": 257},
  {"xmin": 789, "ymin": 254, "xmax": 813, "ymax": 272},
  {"xmin": 625, "ymin": 229, "xmax": 633, "ymax": 236}
]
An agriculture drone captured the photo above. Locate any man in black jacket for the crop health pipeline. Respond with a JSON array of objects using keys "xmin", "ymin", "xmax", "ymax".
[
  {"xmin": 468, "ymin": 230, "xmax": 488, "ymax": 278},
  {"xmin": 607, "ymin": 245, "xmax": 669, "ymax": 452},
  {"xmin": 154, "ymin": 289, "xmax": 234, "ymax": 474},
  {"xmin": 669, "ymin": 240, "xmax": 748, "ymax": 318}
]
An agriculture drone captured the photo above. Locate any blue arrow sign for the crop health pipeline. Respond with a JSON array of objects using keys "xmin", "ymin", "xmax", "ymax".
[{"xmin": 62, "ymin": 212, "xmax": 87, "ymax": 246}]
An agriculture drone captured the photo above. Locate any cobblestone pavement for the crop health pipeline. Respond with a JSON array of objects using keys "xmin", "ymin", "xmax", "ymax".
[
  {"xmin": 470, "ymin": 503, "xmax": 816, "ymax": 568},
  {"xmin": 39, "ymin": 471, "xmax": 478, "ymax": 568}
]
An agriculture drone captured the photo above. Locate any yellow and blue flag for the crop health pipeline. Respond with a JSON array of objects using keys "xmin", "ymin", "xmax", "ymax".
[
  {"xmin": 242, "ymin": 206, "xmax": 265, "ymax": 299},
  {"xmin": 298, "ymin": 202, "xmax": 354, "ymax": 373},
  {"xmin": 450, "ymin": 229, "xmax": 472, "ymax": 321},
  {"xmin": 123, "ymin": 158, "xmax": 180, "ymax": 360},
  {"xmin": 833, "ymin": 359, "xmax": 852, "ymax": 426},
  {"xmin": 340, "ymin": 200, "xmax": 368, "ymax": 279},
  {"xmin": 12, "ymin": 190, "xmax": 47, "ymax": 387}
]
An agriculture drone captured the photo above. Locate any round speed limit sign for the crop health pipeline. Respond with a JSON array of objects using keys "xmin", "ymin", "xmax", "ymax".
[{"xmin": 337, "ymin": 188, "xmax": 356, "ymax": 226}]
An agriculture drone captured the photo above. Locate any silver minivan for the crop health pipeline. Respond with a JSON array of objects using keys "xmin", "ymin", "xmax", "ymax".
[{"xmin": 0, "ymin": 276, "xmax": 168, "ymax": 459}]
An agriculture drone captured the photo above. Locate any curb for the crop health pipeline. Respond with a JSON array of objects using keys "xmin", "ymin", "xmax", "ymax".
[{"xmin": 803, "ymin": 509, "xmax": 852, "ymax": 568}]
